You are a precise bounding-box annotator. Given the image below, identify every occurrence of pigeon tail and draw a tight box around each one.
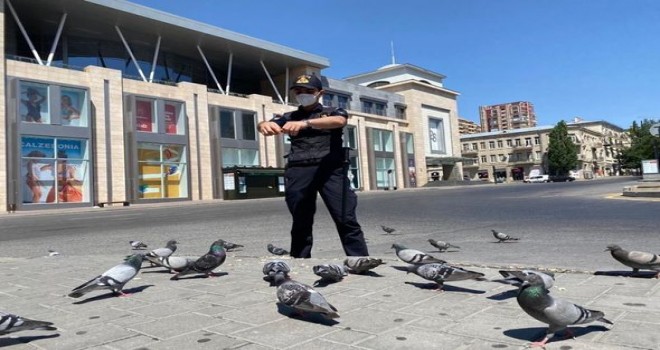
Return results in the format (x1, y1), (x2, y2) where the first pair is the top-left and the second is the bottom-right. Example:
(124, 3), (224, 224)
(68, 277), (101, 298)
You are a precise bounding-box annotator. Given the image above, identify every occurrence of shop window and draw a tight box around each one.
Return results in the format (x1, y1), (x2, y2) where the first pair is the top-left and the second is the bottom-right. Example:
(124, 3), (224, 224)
(428, 118), (446, 154)
(19, 82), (50, 124)
(164, 102), (185, 135)
(20, 136), (90, 204)
(19, 81), (90, 127)
(222, 148), (259, 167)
(135, 98), (157, 132)
(137, 143), (188, 199)
(220, 110), (235, 139)
(372, 129), (393, 152)
(375, 157), (395, 188)
(60, 87), (89, 127)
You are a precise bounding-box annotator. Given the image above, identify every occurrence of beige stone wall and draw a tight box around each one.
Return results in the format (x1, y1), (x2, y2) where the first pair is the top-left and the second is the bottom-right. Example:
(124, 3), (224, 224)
(0, 2), (6, 212)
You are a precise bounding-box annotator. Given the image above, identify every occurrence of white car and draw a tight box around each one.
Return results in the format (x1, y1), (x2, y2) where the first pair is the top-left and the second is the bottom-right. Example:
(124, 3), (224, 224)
(527, 175), (549, 183)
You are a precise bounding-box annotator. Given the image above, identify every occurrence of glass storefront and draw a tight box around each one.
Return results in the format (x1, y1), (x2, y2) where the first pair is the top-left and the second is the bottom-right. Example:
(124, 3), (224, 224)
(137, 143), (188, 199)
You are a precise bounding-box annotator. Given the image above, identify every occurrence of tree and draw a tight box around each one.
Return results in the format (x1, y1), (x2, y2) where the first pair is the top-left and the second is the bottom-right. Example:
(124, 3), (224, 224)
(547, 120), (578, 176)
(617, 118), (658, 172)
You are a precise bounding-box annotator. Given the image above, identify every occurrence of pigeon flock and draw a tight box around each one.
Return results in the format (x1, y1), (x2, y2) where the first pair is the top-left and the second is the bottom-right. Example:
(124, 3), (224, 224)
(2, 229), (658, 348)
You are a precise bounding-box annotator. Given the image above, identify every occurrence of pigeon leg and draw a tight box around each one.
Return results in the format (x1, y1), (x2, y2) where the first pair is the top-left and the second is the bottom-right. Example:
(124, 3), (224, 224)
(170, 274), (180, 281)
(434, 282), (445, 292)
(655, 272), (660, 279)
(116, 290), (132, 297)
(527, 337), (549, 348)
(563, 327), (575, 339)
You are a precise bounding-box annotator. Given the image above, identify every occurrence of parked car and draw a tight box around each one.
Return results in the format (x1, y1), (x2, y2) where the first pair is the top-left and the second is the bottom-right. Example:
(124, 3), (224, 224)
(527, 175), (549, 183)
(549, 175), (576, 182)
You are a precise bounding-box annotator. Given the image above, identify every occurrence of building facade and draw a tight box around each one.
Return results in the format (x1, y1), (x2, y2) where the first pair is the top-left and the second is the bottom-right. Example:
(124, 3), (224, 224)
(1, 0), (461, 212)
(460, 120), (628, 182)
(479, 101), (536, 132)
(458, 118), (480, 135)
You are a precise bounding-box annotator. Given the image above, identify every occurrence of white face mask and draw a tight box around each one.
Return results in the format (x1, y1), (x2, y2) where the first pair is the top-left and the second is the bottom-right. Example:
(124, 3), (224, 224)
(295, 93), (318, 107)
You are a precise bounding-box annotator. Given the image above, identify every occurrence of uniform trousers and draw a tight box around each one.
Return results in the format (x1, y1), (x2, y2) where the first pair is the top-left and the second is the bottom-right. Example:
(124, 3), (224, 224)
(284, 162), (369, 258)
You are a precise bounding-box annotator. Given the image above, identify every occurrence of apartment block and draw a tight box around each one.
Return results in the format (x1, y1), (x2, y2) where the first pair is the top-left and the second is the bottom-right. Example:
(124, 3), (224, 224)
(458, 118), (480, 135)
(460, 120), (628, 182)
(479, 101), (536, 132)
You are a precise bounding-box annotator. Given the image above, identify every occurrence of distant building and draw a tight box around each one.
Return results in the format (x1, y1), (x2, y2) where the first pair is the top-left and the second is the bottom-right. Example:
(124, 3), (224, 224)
(460, 120), (628, 182)
(479, 101), (536, 132)
(458, 118), (480, 135)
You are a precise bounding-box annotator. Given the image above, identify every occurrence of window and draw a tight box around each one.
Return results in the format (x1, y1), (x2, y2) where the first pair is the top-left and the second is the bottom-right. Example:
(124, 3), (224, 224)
(395, 105), (406, 119)
(241, 113), (256, 141)
(525, 138), (532, 146)
(323, 93), (333, 106)
(221, 148), (259, 167)
(481, 155), (487, 163)
(514, 139), (521, 146)
(480, 142), (486, 149)
(21, 136), (90, 204)
(375, 157), (395, 188)
(490, 155), (497, 162)
(497, 140), (503, 148)
(536, 151), (542, 160)
(19, 81), (90, 127)
(372, 129), (393, 152)
(220, 111), (235, 139)
(506, 139), (512, 147)
(137, 143), (188, 199)
(472, 143), (478, 150)
(428, 118), (446, 154)
(463, 144), (470, 151)
(164, 102), (184, 135)
(362, 99), (386, 116)
(489, 141), (496, 149)
(135, 98), (157, 133)
(337, 95), (349, 109)
(534, 137), (540, 145)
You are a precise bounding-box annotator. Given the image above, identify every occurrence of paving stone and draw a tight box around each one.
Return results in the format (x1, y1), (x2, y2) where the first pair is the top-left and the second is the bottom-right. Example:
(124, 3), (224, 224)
(232, 318), (339, 348)
(127, 312), (224, 340)
(320, 328), (373, 345)
(143, 331), (250, 350)
(355, 326), (472, 350)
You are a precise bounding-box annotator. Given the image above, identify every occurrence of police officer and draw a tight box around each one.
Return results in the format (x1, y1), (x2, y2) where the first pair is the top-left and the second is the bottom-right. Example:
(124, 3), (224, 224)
(258, 74), (369, 258)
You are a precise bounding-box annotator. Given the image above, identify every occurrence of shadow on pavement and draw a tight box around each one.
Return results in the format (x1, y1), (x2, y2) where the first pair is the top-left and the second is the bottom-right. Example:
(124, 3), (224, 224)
(170, 272), (229, 280)
(312, 279), (342, 288)
(403, 281), (485, 294)
(487, 289), (518, 300)
(504, 325), (610, 343)
(275, 303), (339, 326)
(0, 333), (60, 347)
(594, 270), (658, 278)
(348, 271), (385, 277)
(72, 285), (154, 304)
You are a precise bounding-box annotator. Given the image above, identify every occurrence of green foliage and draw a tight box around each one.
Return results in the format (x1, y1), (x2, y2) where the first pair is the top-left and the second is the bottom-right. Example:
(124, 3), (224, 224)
(547, 120), (578, 176)
(617, 118), (659, 170)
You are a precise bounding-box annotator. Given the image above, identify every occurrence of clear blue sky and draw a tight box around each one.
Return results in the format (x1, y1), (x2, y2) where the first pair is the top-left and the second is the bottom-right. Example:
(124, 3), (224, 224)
(130, 0), (659, 129)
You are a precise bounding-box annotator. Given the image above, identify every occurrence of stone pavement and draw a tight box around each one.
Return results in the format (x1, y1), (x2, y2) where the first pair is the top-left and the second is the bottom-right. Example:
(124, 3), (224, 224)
(1, 252), (659, 350)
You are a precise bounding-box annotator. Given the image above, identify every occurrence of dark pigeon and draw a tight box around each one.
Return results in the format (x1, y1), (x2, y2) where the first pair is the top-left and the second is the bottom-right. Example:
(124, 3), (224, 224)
(170, 240), (226, 280)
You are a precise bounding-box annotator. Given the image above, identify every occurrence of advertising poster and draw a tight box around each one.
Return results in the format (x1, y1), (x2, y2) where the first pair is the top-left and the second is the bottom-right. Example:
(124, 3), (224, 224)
(21, 136), (55, 204)
(20, 83), (50, 124)
(408, 158), (417, 187)
(56, 138), (85, 159)
(136, 100), (154, 132)
(164, 103), (178, 134)
(61, 88), (85, 127)
(48, 160), (86, 203)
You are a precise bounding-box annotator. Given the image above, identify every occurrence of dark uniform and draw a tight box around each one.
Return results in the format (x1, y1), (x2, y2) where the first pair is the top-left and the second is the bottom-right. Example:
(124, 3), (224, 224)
(272, 96), (369, 258)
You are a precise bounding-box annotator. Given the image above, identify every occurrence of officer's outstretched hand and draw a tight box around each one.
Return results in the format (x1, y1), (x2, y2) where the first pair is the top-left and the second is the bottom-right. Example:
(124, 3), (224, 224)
(282, 121), (307, 137)
(258, 121), (282, 136)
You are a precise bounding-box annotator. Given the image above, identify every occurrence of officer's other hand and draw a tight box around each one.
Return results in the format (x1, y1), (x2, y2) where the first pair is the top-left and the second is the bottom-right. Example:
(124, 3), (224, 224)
(282, 121), (306, 137)
(258, 121), (282, 136)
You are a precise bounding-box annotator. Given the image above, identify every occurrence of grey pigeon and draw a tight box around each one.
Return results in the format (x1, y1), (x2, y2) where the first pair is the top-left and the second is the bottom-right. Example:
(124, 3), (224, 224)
(0, 311), (57, 336)
(499, 269), (555, 289)
(263, 260), (291, 285)
(129, 240), (148, 250)
(170, 240), (226, 280)
(48, 249), (60, 257)
(144, 255), (195, 273)
(605, 244), (660, 277)
(217, 239), (244, 251)
(276, 279), (339, 319)
(492, 229), (520, 242)
(428, 239), (460, 252)
(517, 273), (613, 347)
(391, 244), (446, 264)
(406, 263), (484, 290)
(343, 257), (386, 274)
(145, 239), (178, 261)
(381, 225), (396, 235)
(68, 254), (143, 298)
(267, 243), (289, 256)
(313, 263), (348, 282)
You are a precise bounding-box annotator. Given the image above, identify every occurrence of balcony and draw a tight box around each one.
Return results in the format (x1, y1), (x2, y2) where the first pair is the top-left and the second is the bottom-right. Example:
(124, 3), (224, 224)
(513, 144), (534, 150)
(462, 149), (478, 156)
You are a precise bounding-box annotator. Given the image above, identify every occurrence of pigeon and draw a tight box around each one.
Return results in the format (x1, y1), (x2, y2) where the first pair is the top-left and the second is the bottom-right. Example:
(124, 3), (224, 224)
(605, 244), (660, 277)
(145, 239), (178, 262)
(343, 257), (386, 274)
(129, 240), (148, 250)
(406, 263), (484, 290)
(313, 263), (348, 282)
(381, 225), (397, 235)
(516, 273), (613, 347)
(499, 269), (555, 290)
(391, 244), (446, 264)
(276, 279), (339, 319)
(68, 254), (143, 298)
(48, 249), (60, 257)
(428, 239), (460, 252)
(170, 240), (226, 280)
(491, 229), (520, 242)
(144, 255), (195, 273)
(217, 239), (244, 252)
(267, 243), (289, 256)
(0, 311), (57, 336)
(262, 260), (291, 285)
